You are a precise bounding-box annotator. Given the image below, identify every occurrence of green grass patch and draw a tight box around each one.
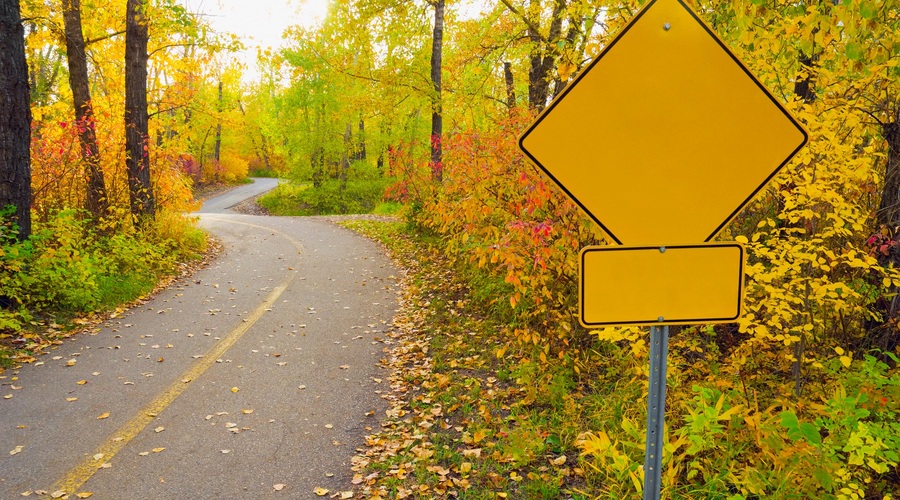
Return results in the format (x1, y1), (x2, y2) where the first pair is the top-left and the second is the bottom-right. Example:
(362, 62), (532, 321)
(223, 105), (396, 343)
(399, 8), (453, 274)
(0, 209), (208, 367)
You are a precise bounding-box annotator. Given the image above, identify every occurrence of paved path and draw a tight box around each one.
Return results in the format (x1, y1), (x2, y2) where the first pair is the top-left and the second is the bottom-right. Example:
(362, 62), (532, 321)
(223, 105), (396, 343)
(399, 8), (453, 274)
(0, 181), (398, 498)
(196, 177), (280, 214)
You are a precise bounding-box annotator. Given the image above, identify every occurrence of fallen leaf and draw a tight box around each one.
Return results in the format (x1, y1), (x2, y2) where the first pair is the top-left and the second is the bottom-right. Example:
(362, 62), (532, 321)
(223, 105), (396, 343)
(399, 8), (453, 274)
(66, 359), (76, 367)
(551, 455), (567, 465)
(298, 385), (307, 390)
(93, 453), (104, 461)
(3, 394), (11, 399)
(51, 491), (66, 499)
(152, 447), (165, 453)
(76, 380), (87, 385)
(339, 365), (350, 370)
(313, 487), (329, 496)
(221, 449), (231, 454)
(138, 451), (150, 456)
(325, 424), (333, 429)
(19, 491), (33, 497)
(9, 445), (24, 456)
(76, 492), (93, 498)
(100, 463), (112, 469)
(241, 409), (253, 414)
(273, 484), (285, 491)
(340, 491), (354, 499)
(231, 387), (239, 393)
(97, 412), (110, 420)
(66, 397), (78, 402)
(154, 426), (165, 433)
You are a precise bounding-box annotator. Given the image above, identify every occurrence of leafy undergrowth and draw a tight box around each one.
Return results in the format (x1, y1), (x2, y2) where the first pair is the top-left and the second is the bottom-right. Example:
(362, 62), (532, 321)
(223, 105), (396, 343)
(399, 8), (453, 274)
(0, 210), (211, 369)
(341, 218), (900, 499)
(340, 219), (589, 499)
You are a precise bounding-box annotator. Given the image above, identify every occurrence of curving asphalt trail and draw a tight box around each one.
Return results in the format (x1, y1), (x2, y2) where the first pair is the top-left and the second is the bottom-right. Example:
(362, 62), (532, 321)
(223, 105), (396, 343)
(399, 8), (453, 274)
(0, 179), (398, 498)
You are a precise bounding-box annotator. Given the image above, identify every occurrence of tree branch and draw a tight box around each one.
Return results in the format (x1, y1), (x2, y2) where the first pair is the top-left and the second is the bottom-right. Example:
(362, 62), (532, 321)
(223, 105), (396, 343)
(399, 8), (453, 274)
(149, 42), (197, 57)
(497, 0), (548, 44)
(85, 29), (125, 46)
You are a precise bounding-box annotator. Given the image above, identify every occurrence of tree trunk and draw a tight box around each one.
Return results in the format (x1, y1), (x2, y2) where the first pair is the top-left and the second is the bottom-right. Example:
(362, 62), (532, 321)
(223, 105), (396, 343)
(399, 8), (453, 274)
(794, 53), (816, 104)
(504, 61), (516, 111)
(124, 0), (154, 218)
(526, 0), (565, 110)
(0, 0), (31, 241)
(340, 122), (351, 191)
(869, 109), (900, 351)
(429, 0), (444, 183)
(214, 80), (222, 179)
(63, 0), (108, 220)
(356, 117), (366, 162)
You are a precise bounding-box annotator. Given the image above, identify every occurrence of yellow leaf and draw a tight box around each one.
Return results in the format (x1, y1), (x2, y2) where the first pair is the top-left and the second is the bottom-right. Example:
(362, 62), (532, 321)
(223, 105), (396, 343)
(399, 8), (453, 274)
(840, 355), (852, 368)
(97, 412), (110, 420)
(834, 346), (845, 355)
(314, 487), (329, 496)
(242, 409), (253, 414)
(76, 380), (87, 385)
(473, 429), (487, 443)
(273, 484), (285, 491)
(152, 447), (165, 453)
(231, 387), (239, 393)
(76, 493), (93, 498)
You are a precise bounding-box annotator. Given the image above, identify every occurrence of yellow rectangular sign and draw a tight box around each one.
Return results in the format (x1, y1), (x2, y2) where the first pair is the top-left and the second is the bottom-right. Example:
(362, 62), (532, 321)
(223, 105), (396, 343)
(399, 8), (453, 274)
(580, 243), (745, 327)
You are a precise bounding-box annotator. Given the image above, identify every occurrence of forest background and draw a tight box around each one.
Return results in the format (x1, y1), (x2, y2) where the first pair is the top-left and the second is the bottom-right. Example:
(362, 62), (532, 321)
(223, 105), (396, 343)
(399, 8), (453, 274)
(1, 0), (900, 497)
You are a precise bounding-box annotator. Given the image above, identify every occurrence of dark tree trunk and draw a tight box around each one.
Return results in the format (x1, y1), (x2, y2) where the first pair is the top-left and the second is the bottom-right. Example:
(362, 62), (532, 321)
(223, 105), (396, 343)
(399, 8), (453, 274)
(63, 0), (108, 220)
(340, 122), (351, 191)
(868, 108), (900, 352)
(527, 0), (565, 111)
(0, 0), (32, 241)
(504, 61), (516, 111)
(794, 53), (817, 104)
(124, 0), (154, 218)
(355, 117), (366, 161)
(429, 0), (444, 182)
(214, 80), (222, 169)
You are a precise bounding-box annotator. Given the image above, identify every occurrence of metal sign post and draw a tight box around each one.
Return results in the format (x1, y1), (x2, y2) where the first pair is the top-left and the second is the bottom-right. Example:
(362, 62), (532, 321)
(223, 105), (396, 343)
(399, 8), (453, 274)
(643, 324), (669, 500)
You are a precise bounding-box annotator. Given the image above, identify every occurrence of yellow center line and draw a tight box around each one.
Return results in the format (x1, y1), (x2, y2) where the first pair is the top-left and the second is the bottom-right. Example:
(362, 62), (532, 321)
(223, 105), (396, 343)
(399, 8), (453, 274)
(51, 216), (301, 495)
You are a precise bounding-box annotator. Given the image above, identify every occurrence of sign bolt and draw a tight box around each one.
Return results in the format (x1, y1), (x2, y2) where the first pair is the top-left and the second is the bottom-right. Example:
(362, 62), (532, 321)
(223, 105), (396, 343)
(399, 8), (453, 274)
(663, 22), (671, 31)
(657, 316), (665, 322)
(659, 246), (666, 253)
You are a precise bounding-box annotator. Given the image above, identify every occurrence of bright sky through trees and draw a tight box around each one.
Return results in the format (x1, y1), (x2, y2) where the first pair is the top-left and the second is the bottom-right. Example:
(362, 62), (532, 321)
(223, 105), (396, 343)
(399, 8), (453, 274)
(180, 0), (329, 81)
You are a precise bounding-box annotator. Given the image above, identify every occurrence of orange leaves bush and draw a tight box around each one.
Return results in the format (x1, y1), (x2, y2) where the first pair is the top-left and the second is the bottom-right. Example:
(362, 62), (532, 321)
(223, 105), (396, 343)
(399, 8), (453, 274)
(402, 114), (603, 360)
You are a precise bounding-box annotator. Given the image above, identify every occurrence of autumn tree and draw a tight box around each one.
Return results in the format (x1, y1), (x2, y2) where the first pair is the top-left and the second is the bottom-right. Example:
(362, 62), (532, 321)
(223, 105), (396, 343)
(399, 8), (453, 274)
(125, 0), (154, 217)
(62, 0), (108, 219)
(429, 0), (444, 182)
(0, 0), (32, 241)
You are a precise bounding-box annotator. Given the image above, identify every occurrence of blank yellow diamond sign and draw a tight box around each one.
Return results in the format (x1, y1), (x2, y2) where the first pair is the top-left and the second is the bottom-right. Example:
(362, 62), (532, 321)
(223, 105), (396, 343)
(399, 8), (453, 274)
(519, 0), (807, 246)
(518, 0), (808, 327)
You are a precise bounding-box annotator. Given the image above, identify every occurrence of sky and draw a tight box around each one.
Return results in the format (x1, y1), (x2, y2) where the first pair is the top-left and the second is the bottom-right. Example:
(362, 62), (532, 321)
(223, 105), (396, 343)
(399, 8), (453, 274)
(179, 0), (329, 82)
